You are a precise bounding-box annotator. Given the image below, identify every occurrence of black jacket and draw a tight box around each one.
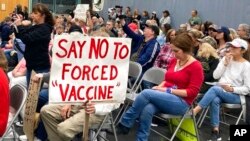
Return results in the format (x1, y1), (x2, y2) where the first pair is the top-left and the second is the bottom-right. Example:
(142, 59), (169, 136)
(15, 23), (53, 70)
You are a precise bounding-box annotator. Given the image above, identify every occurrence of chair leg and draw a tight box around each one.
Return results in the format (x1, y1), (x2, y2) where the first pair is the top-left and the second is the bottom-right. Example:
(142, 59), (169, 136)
(197, 108), (206, 125)
(198, 107), (209, 128)
(115, 102), (131, 126)
(114, 103), (126, 124)
(92, 115), (109, 141)
(170, 115), (186, 141)
(235, 110), (244, 125)
(110, 113), (118, 141)
(192, 113), (200, 141)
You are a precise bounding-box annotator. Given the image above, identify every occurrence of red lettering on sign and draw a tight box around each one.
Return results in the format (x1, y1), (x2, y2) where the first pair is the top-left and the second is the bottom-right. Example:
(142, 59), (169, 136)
(110, 65), (118, 80)
(113, 42), (129, 59)
(56, 39), (68, 58)
(62, 63), (71, 80)
(89, 38), (109, 59)
(59, 83), (69, 101)
(78, 41), (86, 58)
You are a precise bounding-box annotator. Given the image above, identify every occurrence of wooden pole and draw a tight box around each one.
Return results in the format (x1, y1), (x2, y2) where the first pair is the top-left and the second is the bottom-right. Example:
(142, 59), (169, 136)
(82, 99), (91, 141)
(83, 111), (90, 141)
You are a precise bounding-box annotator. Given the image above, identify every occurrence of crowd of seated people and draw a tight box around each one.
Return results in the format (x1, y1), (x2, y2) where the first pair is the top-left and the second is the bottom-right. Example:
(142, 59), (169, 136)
(1, 3), (250, 141)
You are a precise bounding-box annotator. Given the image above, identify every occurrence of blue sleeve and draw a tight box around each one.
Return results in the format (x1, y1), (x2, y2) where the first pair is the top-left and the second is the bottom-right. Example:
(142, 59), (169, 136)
(122, 24), (142, 42)
(138, 42), (160, 67)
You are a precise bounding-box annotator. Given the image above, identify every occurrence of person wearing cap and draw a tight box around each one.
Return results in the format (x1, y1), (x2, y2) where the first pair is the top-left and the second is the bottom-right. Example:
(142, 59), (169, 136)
(188, 10), (202, 27)
(208, 24), (219, 38)
(201, 21), (213, 36)
(159, 10), (171, 27)
(193, 38), (250, 141)
(128, 22), (138, 33)
(120, 18), (160, 74)
(150, 11), (159, 26)
(216, 26), (232, 58)
(198, 36), (218, 49)
(108, 8), (117, 21)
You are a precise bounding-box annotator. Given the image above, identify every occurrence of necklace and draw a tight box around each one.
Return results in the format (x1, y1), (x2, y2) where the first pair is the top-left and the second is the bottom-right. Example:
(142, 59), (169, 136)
(179, 56), (191, 67)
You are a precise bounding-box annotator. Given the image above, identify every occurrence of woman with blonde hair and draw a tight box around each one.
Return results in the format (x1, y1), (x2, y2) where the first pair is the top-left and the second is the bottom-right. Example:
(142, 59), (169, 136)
(188, 29), (204, 56)
(229, 28), (239, 40)
(197, 43), (219, 93)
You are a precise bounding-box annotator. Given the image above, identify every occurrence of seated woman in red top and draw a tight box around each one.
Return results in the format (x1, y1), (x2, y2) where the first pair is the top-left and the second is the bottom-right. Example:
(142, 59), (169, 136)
(0, 49), (9, 137)
(116, 33), (204, 141)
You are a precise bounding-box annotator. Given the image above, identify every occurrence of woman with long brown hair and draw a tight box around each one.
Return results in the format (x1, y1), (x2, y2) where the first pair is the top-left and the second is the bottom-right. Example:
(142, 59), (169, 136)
(13, 3), (54, 85)
(116, 33), (204, 140)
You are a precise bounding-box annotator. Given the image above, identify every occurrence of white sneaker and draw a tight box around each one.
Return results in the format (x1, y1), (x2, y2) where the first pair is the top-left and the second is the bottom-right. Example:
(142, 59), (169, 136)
(16, 121), (23, 127)
(19, 135), (28, 141)
(19, 135), (41, 141)
(151, 123), (158, 127)
(98, 131), (107, 141)
(34, 137), (42, 141)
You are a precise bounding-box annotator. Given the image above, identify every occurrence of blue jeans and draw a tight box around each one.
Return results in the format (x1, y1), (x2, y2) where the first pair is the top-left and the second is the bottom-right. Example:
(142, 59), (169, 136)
(120, 89), (189, 141)
(198, 86), (241, 127)
(35, 89), (49, 141)
(36, 89), (49, 112)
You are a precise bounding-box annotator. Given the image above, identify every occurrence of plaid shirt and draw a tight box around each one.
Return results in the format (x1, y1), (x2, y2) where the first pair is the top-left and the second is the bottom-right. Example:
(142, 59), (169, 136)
(153, 43), (175, 69)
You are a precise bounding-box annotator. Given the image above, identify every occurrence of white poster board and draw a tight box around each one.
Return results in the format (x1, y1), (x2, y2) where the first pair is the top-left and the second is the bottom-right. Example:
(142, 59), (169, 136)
(93, 0), (104, 11)
(74, 4), (89, 21)
(49, 34), (131, 104)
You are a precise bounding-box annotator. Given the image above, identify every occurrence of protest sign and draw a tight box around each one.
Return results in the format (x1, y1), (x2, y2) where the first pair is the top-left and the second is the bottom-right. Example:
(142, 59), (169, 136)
(49, 34), (131, 104)
(23, 71), (42, 141)
(74, 4), (89, 21)
(93, 0), (104, 11)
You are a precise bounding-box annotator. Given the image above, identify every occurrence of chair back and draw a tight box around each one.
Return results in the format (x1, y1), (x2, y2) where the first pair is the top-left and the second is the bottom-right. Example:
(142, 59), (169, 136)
(1, 84), (27, 138)
(135, 67), (166, 92)
(127, 61), (142, 91)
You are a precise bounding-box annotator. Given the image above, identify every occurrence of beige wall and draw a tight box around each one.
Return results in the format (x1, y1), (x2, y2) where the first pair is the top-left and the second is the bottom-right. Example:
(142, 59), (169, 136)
(0, 0), (29, 21)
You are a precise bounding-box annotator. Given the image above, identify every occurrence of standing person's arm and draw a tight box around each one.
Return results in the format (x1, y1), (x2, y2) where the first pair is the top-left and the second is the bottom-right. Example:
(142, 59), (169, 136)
(15, 25), (52, 45)
(121, 19), (142, 41)
(13, 15), (52, 45)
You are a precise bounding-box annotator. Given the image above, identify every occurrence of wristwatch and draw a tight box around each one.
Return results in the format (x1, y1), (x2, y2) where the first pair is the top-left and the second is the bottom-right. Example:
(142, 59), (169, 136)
(166, 88), (172, 94)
